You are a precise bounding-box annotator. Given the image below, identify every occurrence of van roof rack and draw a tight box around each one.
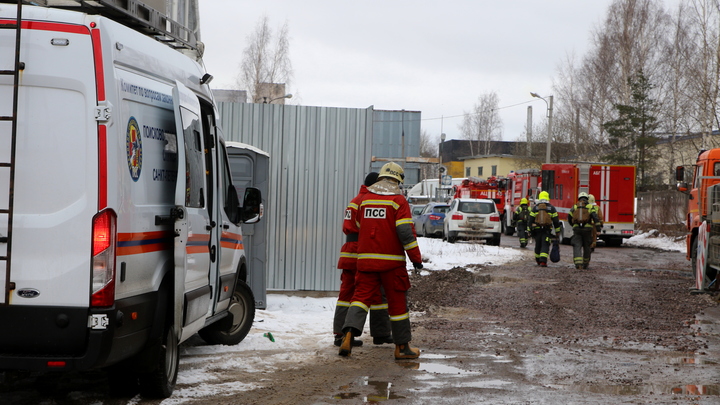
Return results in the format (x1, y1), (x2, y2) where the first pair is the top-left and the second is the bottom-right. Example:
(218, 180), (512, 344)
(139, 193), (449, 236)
(11, 0), (198, 52)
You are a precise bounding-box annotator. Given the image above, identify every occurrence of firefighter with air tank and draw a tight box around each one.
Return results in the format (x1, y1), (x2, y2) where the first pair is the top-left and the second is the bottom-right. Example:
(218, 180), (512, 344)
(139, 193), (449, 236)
(528, 191), (561, 267)
(512, 198), (531, 248)
(568, 192), (602, 269)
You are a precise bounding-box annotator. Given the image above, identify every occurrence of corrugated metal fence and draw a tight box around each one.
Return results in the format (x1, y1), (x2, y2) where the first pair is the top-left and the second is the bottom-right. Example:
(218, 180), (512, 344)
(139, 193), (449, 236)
(218, 102), (374, 290)
(636, 191), (688, 236)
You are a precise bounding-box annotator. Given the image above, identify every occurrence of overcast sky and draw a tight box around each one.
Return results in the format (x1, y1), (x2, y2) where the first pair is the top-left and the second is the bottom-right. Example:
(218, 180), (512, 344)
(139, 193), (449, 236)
(199, 0), (681, 145)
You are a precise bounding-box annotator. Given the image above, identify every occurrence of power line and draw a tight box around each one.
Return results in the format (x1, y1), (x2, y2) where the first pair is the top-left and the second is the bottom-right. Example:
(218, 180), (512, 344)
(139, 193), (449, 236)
(372, 99), (538, 123)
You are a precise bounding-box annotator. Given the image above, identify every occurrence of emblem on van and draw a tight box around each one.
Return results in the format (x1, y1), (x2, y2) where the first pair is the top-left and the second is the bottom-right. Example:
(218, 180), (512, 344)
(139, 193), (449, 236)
(17, 288), (40, 298)
(126, 116), (143, 182)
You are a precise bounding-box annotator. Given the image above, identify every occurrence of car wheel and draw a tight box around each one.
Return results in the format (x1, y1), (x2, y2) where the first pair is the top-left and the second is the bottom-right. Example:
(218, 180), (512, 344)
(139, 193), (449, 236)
(447, 231), (457, 244)
(487, 233), (501, 246)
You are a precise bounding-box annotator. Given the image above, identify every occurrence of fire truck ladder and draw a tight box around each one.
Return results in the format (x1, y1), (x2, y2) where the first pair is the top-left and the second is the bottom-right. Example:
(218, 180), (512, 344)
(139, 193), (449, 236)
(0, 0), (22, 304)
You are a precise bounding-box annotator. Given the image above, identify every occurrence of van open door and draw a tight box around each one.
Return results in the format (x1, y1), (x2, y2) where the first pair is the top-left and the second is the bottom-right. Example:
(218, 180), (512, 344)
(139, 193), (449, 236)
(172, 81), (213, 342)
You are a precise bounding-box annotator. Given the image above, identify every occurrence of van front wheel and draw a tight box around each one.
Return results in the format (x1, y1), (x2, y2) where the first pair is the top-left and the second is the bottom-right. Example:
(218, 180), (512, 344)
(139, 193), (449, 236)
(199, 281), (256, 345)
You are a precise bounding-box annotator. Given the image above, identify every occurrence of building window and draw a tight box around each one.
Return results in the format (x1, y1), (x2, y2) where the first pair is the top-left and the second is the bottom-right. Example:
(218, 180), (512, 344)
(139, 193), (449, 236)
(465, 167), (471, 177)
(491, 165), (497, 176)
(477, 167), (483, 177)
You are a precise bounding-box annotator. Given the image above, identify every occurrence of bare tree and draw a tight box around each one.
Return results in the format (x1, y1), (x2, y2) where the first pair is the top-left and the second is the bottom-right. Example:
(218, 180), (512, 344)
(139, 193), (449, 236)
(459, 92), (503, 156)
(418, 130), (438, 181)
(239, 15), (293, 103)
(684, 0), (720, 148)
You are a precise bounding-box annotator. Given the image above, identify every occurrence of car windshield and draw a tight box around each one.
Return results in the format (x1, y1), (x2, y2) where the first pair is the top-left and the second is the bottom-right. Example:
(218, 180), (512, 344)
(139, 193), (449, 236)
(458, 202), (493, 214)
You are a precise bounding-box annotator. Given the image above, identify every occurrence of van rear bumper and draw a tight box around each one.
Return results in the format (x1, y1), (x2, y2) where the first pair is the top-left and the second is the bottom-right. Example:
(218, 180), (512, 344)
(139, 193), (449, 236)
(0, 291), (158, 371)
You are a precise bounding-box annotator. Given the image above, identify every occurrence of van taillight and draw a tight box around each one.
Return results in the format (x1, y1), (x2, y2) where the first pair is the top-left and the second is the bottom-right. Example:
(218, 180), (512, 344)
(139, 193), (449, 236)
(452, 214), (463, 220)
(489, 214), (500, 222)
(91, 210), (116, 308)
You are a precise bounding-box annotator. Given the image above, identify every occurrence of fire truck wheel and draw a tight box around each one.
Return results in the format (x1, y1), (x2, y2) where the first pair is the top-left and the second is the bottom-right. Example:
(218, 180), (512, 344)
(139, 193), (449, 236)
(138, 321), (179, 398)
(198, 281), (256, 345)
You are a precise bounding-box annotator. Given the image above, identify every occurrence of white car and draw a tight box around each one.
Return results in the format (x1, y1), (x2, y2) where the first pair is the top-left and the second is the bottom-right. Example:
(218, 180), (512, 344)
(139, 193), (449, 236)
(443, 198), (502, 245)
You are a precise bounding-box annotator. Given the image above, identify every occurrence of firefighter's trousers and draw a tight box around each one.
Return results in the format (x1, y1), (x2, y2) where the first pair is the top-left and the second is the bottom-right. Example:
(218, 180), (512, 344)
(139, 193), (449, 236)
(333, 269), (391, 337)
(516, 221), (528, 246)
(533, 228), (553, 264)
(571, 226), (594, 267)
(342, 266), (412, 345)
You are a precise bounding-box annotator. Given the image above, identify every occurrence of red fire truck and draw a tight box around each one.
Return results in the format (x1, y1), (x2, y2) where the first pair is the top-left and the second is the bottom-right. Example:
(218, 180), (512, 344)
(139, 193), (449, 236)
(675, 149), (720, 292)
(502, 169), (542, 235)
(542, 163), (636, 246)
(452, 176), (506, 212)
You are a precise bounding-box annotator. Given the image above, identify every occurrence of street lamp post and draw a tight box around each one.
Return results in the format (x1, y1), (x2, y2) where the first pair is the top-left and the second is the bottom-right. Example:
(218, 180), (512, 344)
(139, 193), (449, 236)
(438, 133), (446, 201)
(263, 93), (293, 104)
(530, 92), (553, 163)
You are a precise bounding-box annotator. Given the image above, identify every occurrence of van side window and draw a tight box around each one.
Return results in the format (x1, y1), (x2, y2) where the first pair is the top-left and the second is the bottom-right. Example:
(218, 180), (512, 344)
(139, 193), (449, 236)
(219, 143), (235, 217)
(180, 107), (205, 208)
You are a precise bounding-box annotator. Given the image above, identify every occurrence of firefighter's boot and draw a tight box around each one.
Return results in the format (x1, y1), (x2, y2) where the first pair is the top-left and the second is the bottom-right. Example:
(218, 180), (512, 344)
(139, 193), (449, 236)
(334, 334), (363, 347)
(373, 335), (394, 345)
(338, 331), (355, 357)
(394, 343), (420, 360)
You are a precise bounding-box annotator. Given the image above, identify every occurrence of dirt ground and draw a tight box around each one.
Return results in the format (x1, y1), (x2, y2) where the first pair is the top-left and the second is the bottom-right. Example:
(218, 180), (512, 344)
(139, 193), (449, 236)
(2, 238), (720, 404)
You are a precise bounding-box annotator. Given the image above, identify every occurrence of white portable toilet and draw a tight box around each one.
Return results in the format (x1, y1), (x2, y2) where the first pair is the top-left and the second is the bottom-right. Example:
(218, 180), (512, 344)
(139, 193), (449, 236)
(226, 142), (270, 309)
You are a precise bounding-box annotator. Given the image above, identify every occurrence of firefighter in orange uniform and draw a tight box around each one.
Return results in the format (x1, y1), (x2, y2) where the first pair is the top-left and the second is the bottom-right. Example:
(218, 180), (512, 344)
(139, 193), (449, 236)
(339, 162), (423, 360)
(333, 172), (393, 347)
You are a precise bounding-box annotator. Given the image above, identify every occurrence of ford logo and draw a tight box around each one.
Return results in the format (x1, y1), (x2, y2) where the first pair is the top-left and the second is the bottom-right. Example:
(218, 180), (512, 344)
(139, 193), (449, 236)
(17, 289), (40, 298)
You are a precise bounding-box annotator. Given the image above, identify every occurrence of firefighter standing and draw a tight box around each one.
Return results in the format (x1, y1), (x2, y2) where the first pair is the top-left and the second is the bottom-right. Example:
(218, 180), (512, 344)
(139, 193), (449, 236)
(512, 198), (531, 248)
(528, 191), (561, 267)
(339, 162), (423, 360)
(568, 192), (602, 269)
(333, 172), (394, 348)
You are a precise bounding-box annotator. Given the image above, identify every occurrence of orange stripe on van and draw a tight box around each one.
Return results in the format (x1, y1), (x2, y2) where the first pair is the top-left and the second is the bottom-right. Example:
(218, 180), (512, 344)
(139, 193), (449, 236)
(220, 231), (244, 250)
(117, 231), (173, 256)
(186, 234), (210, 254)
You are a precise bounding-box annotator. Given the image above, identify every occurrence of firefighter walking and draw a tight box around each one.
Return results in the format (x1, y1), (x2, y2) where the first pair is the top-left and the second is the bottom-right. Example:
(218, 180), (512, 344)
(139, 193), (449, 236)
(512, 198), (531, 248)
(528, 191), (561, 267)
(588, 194), (603, 251)
(333, 172), (393, 348)
(339, 162), (423, 360)
(568, 192), (602, 269)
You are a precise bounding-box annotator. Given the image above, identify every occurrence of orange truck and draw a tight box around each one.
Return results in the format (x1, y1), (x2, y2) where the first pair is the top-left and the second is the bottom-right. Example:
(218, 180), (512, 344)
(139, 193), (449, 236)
(676, 149), (720, 292)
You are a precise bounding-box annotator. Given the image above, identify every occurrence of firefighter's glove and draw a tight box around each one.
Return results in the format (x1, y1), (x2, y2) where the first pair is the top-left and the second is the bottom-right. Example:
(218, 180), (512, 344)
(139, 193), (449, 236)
(596, 224), (603, 232)
(412, 262), (423, 270)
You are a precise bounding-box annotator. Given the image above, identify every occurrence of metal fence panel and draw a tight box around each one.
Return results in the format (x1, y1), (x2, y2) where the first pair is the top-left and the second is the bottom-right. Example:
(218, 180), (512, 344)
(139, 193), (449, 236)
(218, 102), (373, 290)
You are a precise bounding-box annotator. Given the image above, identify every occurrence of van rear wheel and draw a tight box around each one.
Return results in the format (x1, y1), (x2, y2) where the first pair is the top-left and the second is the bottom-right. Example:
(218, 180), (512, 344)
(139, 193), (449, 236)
(199, 281), (255, 345)
(138, 322), (179, 398)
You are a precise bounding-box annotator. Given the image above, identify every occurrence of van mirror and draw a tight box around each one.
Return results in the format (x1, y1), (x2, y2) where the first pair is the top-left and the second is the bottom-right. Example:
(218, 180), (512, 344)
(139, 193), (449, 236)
(241, 187), (263, 224)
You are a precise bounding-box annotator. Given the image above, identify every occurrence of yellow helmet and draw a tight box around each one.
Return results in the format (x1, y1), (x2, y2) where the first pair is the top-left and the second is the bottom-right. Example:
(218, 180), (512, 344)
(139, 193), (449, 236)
(578, 192), (589, 200)
(520, 198), (528, 205)
(588, 194), (596, 204)
(538, 191), (550, 202)
(378, 162), (405, 183)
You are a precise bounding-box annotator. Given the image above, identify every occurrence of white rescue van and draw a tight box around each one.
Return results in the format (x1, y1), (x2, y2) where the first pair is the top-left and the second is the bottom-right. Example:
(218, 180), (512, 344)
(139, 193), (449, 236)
(0, 2), (260, 398)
